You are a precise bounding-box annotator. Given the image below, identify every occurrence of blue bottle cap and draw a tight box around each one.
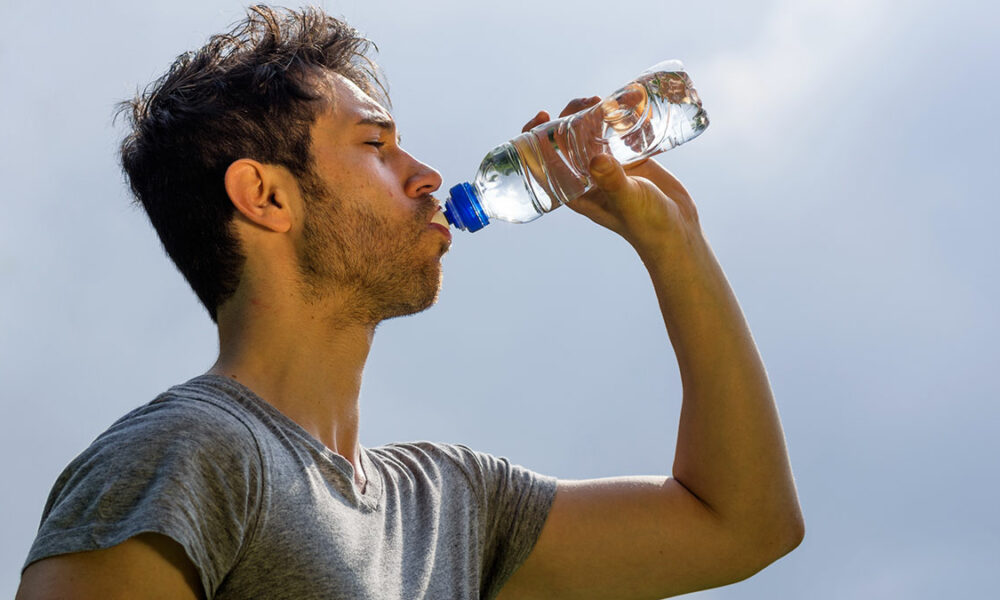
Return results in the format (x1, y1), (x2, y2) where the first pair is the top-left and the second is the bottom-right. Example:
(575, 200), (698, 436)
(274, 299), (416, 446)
(443, 182), (489, 232)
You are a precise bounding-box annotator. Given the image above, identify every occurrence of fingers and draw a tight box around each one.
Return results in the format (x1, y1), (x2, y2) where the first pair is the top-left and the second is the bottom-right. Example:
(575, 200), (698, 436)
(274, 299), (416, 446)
(522, 110), (550, 133)
(522, 96), (601, 133)
(588, 153), (632, 197)
(559, 95), (601, 118)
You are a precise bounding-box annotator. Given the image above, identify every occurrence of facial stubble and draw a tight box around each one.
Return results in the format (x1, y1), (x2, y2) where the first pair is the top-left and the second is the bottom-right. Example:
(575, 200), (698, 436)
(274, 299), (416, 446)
(295, 174), (444, 325)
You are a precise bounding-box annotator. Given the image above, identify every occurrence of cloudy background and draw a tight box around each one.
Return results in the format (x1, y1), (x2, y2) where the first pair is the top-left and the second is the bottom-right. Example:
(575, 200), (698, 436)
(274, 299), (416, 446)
(2, 0), (997, 597)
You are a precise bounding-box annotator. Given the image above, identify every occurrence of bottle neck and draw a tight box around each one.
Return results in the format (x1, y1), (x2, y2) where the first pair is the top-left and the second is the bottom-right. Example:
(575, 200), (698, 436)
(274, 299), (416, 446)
(443, 182), (490, 232)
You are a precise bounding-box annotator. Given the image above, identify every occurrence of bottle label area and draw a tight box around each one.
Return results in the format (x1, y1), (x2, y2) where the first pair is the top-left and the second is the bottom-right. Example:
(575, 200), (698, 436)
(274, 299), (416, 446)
(457, 62), (709, 230)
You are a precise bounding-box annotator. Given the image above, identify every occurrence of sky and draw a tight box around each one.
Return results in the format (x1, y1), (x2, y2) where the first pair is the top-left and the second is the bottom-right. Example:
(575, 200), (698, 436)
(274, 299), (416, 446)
(2, 0), (998, 597)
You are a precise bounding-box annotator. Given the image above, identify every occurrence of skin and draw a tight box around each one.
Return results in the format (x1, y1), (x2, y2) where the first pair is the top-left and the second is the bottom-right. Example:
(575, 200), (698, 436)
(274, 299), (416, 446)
(18, 77), (803, 600)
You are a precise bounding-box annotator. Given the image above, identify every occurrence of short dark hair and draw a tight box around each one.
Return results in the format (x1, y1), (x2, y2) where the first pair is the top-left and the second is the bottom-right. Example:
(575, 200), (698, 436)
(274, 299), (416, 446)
(118, 5), (387, 321)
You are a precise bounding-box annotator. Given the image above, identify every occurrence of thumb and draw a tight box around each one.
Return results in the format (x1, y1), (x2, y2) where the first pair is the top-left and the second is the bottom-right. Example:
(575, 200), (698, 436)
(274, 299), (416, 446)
(589, 153), (631, 197)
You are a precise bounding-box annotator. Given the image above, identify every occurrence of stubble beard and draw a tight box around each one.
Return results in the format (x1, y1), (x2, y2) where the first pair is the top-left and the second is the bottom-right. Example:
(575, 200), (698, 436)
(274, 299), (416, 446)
(295, 174), (443, 326)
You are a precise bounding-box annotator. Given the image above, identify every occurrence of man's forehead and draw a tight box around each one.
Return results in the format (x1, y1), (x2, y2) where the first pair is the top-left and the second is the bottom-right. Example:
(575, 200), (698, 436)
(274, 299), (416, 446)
(323, 71), (393, 125)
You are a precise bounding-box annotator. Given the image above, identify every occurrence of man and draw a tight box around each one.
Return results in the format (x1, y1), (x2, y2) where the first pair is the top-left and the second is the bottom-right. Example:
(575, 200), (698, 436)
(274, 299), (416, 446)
(17, 6), (803, 599)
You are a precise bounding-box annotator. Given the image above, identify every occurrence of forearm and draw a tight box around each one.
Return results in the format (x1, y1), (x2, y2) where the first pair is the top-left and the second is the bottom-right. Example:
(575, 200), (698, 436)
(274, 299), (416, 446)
(633, 230), (803, 544)
(565, 148), (802, 546)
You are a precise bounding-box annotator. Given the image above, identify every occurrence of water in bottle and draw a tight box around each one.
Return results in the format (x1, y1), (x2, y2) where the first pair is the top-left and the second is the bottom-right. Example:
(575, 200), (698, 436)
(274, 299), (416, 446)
(443, 60), (708, 232)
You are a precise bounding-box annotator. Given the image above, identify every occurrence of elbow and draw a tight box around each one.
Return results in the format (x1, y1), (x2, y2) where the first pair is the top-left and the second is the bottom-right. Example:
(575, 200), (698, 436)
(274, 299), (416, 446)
(775, 512), (806, 557)
(726, 510), (805, 583)
(747, 511), (806, 575)
(755, 488), (806, 560)
(762, 503), (806, 559)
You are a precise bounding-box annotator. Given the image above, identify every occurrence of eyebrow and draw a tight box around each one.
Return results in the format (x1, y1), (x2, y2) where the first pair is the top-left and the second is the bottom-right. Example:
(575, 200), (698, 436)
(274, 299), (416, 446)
(357, 114), (401, 143)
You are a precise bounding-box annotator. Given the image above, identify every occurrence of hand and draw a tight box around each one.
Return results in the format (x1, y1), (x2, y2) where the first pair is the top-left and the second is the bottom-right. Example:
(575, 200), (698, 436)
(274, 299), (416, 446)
(521, 98), (701, 254)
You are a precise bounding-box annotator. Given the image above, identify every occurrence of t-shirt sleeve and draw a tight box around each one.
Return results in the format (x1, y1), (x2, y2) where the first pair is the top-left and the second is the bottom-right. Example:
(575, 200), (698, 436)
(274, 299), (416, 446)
(445, 444), (558, 599)
(24, 396), (264, 598)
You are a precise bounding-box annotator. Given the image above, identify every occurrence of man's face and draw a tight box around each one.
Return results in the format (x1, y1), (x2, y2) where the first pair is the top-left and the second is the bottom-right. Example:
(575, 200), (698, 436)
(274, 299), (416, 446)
(294, 72), (449, 324)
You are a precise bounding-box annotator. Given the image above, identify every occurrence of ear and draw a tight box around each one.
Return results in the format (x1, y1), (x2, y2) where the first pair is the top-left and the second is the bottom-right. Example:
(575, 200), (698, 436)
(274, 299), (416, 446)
(224, 159), (293, 233)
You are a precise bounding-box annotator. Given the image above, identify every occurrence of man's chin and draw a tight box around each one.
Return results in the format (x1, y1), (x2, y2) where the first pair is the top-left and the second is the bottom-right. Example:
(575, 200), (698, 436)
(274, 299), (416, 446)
(378, 295), (437, 323)
(377, 273), (443, 323)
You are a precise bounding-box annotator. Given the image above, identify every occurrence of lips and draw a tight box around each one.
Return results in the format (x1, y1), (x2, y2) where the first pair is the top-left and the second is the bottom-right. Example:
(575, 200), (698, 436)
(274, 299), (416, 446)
(429, 208), (452, 243)
(430, 209), (450, 228)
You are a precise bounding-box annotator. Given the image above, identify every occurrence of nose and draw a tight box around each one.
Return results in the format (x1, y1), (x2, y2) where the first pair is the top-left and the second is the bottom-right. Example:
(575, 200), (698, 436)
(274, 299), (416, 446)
(404, 152), (443, 199)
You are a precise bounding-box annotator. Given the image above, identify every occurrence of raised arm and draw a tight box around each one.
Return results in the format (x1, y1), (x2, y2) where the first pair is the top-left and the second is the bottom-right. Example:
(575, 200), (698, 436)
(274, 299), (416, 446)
(497, 101), (804, 600)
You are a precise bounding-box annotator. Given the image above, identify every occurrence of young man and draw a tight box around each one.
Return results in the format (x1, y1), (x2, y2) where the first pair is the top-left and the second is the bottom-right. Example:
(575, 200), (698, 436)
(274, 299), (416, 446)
(18, 6), (803, 599)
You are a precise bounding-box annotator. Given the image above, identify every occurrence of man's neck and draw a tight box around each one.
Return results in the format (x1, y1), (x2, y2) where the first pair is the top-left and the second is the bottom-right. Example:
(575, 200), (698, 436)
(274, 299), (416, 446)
(208, 292), (375, 489)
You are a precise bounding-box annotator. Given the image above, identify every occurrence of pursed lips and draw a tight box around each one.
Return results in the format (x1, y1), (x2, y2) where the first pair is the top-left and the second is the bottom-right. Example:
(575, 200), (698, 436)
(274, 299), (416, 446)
(428, 204), (452, 243)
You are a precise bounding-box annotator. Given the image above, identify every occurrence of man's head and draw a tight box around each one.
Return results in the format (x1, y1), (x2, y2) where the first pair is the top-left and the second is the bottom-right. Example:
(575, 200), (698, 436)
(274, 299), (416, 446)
(120, 6), (439, 323)
(285, 71), (447, 325)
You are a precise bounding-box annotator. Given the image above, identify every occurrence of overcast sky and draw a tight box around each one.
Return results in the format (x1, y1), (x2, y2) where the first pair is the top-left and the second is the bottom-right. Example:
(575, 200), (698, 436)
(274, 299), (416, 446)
(2, 1), (998, 598)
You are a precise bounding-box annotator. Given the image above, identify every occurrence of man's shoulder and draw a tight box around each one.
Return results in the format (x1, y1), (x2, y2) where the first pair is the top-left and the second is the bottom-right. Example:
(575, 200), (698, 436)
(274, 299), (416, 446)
(55, 375), (266, 484)
(368, 441), (516, 487)
(28, 376), (269, 593)
(370, 440), (480, 467)
(42, 376), (267, 518)
(102, 375), (261, 445)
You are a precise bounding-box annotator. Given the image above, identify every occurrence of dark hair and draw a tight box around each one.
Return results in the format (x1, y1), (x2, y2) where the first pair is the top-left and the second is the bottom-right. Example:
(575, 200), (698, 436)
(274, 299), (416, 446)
(118, 5), (387, 321)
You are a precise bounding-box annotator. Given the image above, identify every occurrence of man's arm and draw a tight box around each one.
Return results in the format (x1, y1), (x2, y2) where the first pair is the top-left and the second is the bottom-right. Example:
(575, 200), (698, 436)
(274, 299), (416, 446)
(498, 101), (804, 600)
(17, 534), (205, 600)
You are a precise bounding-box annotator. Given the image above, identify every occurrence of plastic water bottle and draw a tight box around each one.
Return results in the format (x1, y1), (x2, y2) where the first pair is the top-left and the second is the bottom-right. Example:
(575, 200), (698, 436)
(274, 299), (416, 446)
(443, 60), (708, 232)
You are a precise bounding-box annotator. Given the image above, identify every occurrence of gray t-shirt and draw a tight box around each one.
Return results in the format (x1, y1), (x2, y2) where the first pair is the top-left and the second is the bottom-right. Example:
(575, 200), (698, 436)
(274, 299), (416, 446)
(25, 375), (557, 599)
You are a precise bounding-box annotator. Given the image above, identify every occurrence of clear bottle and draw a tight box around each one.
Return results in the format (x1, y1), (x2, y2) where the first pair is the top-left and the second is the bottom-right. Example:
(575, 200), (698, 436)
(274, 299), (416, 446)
(443, 60), (709, 232)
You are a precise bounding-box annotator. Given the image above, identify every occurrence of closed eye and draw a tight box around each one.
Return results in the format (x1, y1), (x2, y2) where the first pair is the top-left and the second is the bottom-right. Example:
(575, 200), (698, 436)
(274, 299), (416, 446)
(365, 141), (385, 149)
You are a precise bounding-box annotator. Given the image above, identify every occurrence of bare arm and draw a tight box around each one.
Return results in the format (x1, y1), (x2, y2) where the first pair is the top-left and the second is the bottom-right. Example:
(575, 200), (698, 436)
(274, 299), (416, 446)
(498, 101), (804, 599)
(17, 533), (204, 600)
